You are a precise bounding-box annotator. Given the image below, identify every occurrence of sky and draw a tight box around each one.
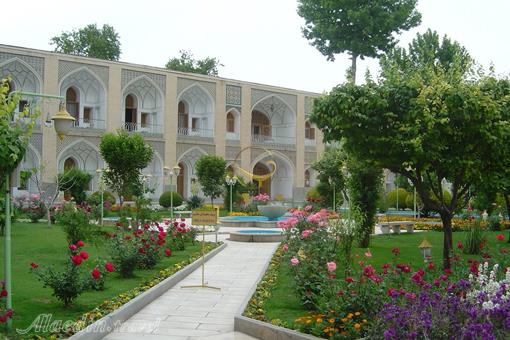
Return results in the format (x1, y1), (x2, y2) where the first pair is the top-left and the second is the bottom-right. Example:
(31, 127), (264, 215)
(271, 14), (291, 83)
(3, 0), (510, 93)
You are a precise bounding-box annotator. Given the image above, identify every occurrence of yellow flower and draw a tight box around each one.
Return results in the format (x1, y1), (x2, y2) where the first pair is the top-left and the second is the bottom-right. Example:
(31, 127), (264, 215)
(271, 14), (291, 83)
(329, 318), (335, 324)
(347, 313), (354, 319)
(363, 319), (368, 324)
(341, 318), (348, 323)
(316, 318), (323, 324)
(298, 248), (307, 259)
(354, 323), (361, 330)
(354, 311), (361, 316)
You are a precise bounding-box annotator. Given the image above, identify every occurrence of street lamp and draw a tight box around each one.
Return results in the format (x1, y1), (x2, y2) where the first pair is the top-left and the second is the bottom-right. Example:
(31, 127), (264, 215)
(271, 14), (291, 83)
(418, 238), (433, 262)
(225, 175), (238, 213)
(96, 169), (107, 226)
(164, 165), (181, 219)
(4, 93), (74, 330)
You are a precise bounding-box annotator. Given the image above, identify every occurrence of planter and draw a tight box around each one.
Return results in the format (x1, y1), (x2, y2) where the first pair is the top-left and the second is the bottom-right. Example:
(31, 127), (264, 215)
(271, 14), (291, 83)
(257, 204), (287, 221)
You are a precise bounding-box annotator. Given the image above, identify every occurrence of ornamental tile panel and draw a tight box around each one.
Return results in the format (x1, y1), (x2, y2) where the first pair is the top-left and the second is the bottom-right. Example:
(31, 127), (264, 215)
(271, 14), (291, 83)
(0, 52), (44, 79)
(226, 85), (241, 106)
(58, 61), (109, 87)
(177, 78), (216, 99)
(122, 69), (166, 93)
(251, 89), (297, 114)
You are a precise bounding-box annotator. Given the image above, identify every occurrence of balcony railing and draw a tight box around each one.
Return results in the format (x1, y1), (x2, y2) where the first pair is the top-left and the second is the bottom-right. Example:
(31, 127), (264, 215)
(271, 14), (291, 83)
(177, 127), (213, 138)
(73, 118), (105, 130)
(305, 138), (316, 146)
(252, 134), (296, 149)
(226, 132), (240, 140)
(123, 122), (163, 135)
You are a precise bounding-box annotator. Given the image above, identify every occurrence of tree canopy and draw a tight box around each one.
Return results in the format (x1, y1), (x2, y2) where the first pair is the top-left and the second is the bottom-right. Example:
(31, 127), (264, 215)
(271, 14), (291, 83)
(297, 0), (421, 81)
(165, 50), (221, 76)
(310, 31), (510, 268)
(195, 155), (226, 206)
(99, 130), (153, 203)
(50, 24), (121, 61)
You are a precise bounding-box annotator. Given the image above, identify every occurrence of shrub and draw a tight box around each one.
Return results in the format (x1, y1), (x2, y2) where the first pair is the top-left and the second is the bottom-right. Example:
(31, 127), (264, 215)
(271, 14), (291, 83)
(58, 168), (93, 204)
(463, 219), (485, 255)
(107, 234), (140, 278)
(386, 188), (409, 210)
(186, 195), (204, 209)
(159, 191), (183, 208)
(87, 191), (116, 207)
(15, 194), (47, 223)
(55, 203), (94, 244)
(488, 214), (502, 231)
(133, 224), (167, 269)
(134, 197), (152, 227)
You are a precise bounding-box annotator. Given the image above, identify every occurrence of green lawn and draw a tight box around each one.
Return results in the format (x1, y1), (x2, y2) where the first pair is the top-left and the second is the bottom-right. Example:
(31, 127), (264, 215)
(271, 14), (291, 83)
(264, 230), (509, 325)
(0, 222), (204, 333)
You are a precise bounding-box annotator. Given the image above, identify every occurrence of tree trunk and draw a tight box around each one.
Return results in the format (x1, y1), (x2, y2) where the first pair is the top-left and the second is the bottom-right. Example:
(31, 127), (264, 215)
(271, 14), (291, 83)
(440, 211), (454, 269)
(350, 54), (358, 84)
(47, 208), (52, 227)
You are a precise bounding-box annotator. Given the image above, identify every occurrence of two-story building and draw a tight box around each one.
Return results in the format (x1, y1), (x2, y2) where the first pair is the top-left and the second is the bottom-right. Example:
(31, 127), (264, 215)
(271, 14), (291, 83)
(0, 44), (324, 202)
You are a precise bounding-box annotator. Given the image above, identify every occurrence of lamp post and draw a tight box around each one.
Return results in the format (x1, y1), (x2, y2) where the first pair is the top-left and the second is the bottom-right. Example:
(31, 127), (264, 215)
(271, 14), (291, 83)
(164, 165), (181, 219)
(4, 93), (74, 330)
(96, 169), (106, 226)
(225, 175), (238, 213)
(418, 238), (433, 262)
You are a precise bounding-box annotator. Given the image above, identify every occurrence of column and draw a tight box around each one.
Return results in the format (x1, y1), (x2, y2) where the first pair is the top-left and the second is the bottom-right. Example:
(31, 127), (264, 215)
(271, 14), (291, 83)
(164, 74), (178, 191)
(239, 85), (252, 178)
(106, 65), (122, 132)
(214, 81), (226, 157)
(41, 55), (59, 184)
(294, 94), (306, 202)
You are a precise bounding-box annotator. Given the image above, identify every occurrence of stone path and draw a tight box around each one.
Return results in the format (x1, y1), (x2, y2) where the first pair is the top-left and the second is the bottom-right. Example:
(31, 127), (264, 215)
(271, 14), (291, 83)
(104, 235), (278, 340)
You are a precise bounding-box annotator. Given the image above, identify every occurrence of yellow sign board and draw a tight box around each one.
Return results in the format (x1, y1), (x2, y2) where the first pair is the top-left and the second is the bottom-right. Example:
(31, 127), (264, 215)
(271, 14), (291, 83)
(192, 210), (217, 226)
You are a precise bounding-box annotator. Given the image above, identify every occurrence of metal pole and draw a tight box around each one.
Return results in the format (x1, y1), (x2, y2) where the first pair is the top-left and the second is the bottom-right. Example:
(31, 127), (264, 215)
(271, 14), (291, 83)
(396, 175), (399, 212)
(100, 187), (104, 226)
(414, 187), (417, 219)
(333, 184), (336, 212)
(229, 184), (233, 213)
(4, 174), (12, 330)
(170, 175), (174, 220)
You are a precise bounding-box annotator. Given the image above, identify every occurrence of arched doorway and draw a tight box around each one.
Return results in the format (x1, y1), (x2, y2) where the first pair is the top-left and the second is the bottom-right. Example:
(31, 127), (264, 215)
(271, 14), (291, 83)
(253, 162), (271, 195)
(177, 162), (185, 198)
(64, 157), (76, 171)
(124, 94), (137, 130)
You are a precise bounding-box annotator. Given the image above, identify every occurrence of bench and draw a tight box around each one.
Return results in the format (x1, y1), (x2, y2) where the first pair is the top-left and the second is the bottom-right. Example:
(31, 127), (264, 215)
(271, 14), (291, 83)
(379, 221), (415, 234)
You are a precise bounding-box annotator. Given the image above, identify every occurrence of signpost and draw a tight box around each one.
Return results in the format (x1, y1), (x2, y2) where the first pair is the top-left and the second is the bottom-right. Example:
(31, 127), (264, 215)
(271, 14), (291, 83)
(181, 210), (220, 290)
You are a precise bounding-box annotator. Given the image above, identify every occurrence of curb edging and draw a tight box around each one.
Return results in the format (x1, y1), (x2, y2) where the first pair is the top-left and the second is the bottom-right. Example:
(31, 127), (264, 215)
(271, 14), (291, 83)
(70, 243), (227, 340)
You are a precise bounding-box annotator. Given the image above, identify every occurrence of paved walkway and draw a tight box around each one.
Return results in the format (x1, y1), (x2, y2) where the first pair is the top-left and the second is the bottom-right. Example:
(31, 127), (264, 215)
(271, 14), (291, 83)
(104, 235), (278, 340)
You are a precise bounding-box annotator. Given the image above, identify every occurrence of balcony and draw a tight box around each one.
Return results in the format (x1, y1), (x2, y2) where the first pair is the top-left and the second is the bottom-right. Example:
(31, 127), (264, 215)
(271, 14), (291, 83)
(251, 134), (296, 149)
(73, 118), (105, 130)
(177, 127), (214, 139)
(123, 122), (163, 136)
(226, 132), (240, 140)
(305, 138), (316, 147)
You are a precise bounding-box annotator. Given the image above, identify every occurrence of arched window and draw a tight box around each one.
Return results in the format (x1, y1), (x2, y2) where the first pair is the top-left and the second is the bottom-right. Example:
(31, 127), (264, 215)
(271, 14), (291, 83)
(64, 157), (76, 171)
(251, 110), (271, 136)
(226, 112), (235, 133)
(305, 122), (315, 140)
(66, 87), (79, 120)
(125, 94), (137, 130)
(304, 169), (311, 187)
(178, 100), (188, 130)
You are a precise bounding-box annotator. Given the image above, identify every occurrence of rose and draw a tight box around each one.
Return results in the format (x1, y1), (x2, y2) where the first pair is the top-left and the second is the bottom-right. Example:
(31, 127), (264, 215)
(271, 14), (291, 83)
(91, 268), (101, 280)
(327, 261), (337, 272)
(364, 250), (372, 258)
(457, 241), (463, 249)
(345, 276), (354, 283)
(301, 229), (313, 238)
(392, 247), (400, 255)
(71, 255), (83, 265)
(76, 240), (85, 247)
(282, 244), (289, 252)
(79, 251), (89, 260)
(0, 290), (7, 297)
(30, 262), (38, 269)
(290, 257), (299, 266)
(69, 244), (77, 251)
(165, 248), (172, 257)
(105, 262), (115, 272)
(497, 234), (505, 241)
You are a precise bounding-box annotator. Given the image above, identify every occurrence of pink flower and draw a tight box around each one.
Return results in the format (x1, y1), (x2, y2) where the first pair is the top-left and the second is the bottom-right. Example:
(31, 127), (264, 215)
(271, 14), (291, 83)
(290, 257), (299, 266)
(326, 261), (337, 272)
(301, 229), (313, 238)
(287, 217), (299, 227)
(364, 249), (372, 258)
(307, 213), (321, 223)
(282, 244), (289, 252)
(277, 221), (289, 229)
(363, 265), (376, 277)
(69, 244), (77, 251)
(304, 205), (312, 211)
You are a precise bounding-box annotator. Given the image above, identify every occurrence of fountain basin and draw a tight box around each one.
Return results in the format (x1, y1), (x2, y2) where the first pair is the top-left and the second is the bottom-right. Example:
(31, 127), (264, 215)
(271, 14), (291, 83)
(229, 229), (284, 242)
(257, 205), (288, 220)
(220, 216), (287, 228)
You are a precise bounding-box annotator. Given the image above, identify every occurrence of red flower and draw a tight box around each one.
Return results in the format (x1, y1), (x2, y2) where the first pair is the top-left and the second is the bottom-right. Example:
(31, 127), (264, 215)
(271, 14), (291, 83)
(387, 288), (397, 297)
(457, 241), (463, 249)
(92, 268), (101, 280)
(444, 268), (453, 275)
(428, 262), (435, 270)
(105, 262), (115, 272)
(165, 248), (172, 257)
(345, 276), (354, 283)
(363, 265), (376, 277)
(0, 315), (6, 323)
(30, 262), (39, 269)
(497, 234), (505, 241)
(0, 290), (7, 297)
(157, 239), (165, 246)
(392, 247), (400, 255)
(71, 255), (83, 265)
(501, 247), (508, 254)
(76, 240), (85, 247)
(69, 244), (77, 251)
(5, 310), (12, 318)
(79, 251), (89, 260)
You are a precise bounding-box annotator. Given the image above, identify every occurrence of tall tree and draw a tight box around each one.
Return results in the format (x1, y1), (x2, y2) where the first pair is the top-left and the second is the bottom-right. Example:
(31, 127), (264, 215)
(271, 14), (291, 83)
(195, 155), (226, 206)
(311, 147), (347, 207)
(50, 24), (121, 61)
(99, 130), (153, 204)
(297, 0), (421, 82)
(165, 50), (221, 76)
(310, 31), (510, 268)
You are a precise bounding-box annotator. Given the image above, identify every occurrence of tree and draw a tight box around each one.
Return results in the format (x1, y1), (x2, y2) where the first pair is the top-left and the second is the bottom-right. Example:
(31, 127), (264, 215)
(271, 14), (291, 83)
(165, 50), (221, 76)
(297, 0), (421, 82)
(195, 155), (226, 206)
(347, 158), (383, 248)
(50, 24), (121, 61)
(99, 130), (153, 205)
(58, 168), (92, 205)
(311, 147), (347, 207)
(310, 31), (510, 268)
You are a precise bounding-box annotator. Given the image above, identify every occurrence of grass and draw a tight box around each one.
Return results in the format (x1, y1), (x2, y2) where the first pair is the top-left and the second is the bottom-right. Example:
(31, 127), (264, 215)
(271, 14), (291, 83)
(263, 230), (509, 326)
(0, 221), (205, 333)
